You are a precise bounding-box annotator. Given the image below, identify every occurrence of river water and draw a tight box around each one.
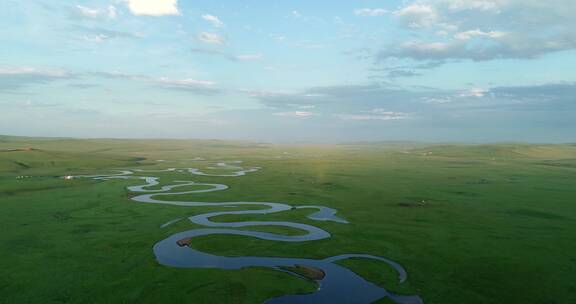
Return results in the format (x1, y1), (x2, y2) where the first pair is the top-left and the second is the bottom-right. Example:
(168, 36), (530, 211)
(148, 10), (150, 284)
(73, 160), (423, 304)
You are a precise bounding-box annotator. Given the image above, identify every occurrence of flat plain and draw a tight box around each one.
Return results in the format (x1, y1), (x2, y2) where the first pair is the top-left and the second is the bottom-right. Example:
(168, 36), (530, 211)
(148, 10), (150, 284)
(1, 135), (575, 304)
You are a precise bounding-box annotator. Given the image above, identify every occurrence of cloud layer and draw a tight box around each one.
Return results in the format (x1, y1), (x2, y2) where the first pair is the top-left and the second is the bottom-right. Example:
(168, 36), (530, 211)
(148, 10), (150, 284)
(0, 66), (75, 92)
(123, 0), (179, 16)
(380, 0), (576, 61)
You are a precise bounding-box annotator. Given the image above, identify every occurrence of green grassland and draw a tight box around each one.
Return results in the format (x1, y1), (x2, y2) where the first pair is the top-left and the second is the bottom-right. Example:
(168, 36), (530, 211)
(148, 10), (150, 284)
(1, 135), (576, 303)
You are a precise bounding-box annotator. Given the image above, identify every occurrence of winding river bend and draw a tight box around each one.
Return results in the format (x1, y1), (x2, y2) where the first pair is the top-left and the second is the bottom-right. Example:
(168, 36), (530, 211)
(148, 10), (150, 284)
(74, 160), (423, 304)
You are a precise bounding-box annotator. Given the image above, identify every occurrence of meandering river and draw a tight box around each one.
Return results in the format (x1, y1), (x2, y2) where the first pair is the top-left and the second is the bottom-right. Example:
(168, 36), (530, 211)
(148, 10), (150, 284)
(74, 160), (423, 304)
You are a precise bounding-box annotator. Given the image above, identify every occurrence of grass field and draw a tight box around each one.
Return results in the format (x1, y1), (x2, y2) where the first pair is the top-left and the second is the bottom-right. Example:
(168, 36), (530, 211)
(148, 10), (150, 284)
(1, 135), (575, 304)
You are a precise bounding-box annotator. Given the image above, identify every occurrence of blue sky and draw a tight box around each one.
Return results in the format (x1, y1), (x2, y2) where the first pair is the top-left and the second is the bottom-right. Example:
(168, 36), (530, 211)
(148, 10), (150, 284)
(1, 0), (575, 142)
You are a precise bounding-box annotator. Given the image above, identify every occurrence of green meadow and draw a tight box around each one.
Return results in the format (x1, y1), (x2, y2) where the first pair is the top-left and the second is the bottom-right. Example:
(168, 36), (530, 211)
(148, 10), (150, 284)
(1, 135), (575, 304)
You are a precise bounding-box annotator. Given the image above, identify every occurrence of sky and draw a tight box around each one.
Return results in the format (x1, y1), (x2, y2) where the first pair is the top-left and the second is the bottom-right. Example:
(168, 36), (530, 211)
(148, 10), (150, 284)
(1, 0), (575, 143)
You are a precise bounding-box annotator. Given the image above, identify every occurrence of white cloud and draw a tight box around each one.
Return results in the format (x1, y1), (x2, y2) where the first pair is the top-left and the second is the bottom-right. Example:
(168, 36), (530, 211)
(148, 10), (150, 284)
(402, 41), (451, 52)
(92, 71), (220, 95)
(0, 66), (70, 77)
(454, 29), (507, 40)
(241, 89), (289, 98)
(354, 8), (388, 16)
(270, 34), (286, 42)
(0, 66), (74, 92)
(293, 41), (327, 49)
(273, 111), (315, 118)
(74, 27), (141, 43)
(13, 100), (61, 108)
(297, 105), (316, 109)
(155, 77), (216, 88)
(76, 5), (118, 19)
(394, 4), (438, 28)
(80, 34), (109, 43)
(423, 97), (453, 104)
(202, 14), (224, 27)
(191, 49), (264, 63)
(148, 77), (220, 94)
(336, 113), (407, 121)
(382, 0), (576, 61)
(76, 5), (101, 18)
(123, 0), (179, 16)
(231, 54), (263, 61)
(370, 108), (404, 115)
(336, 109), (409, 121)
(445, 0), (502, 12)
(460, 88), (489, 97)
(198, 32), (225, 45)
(107, 6), (118, 18)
